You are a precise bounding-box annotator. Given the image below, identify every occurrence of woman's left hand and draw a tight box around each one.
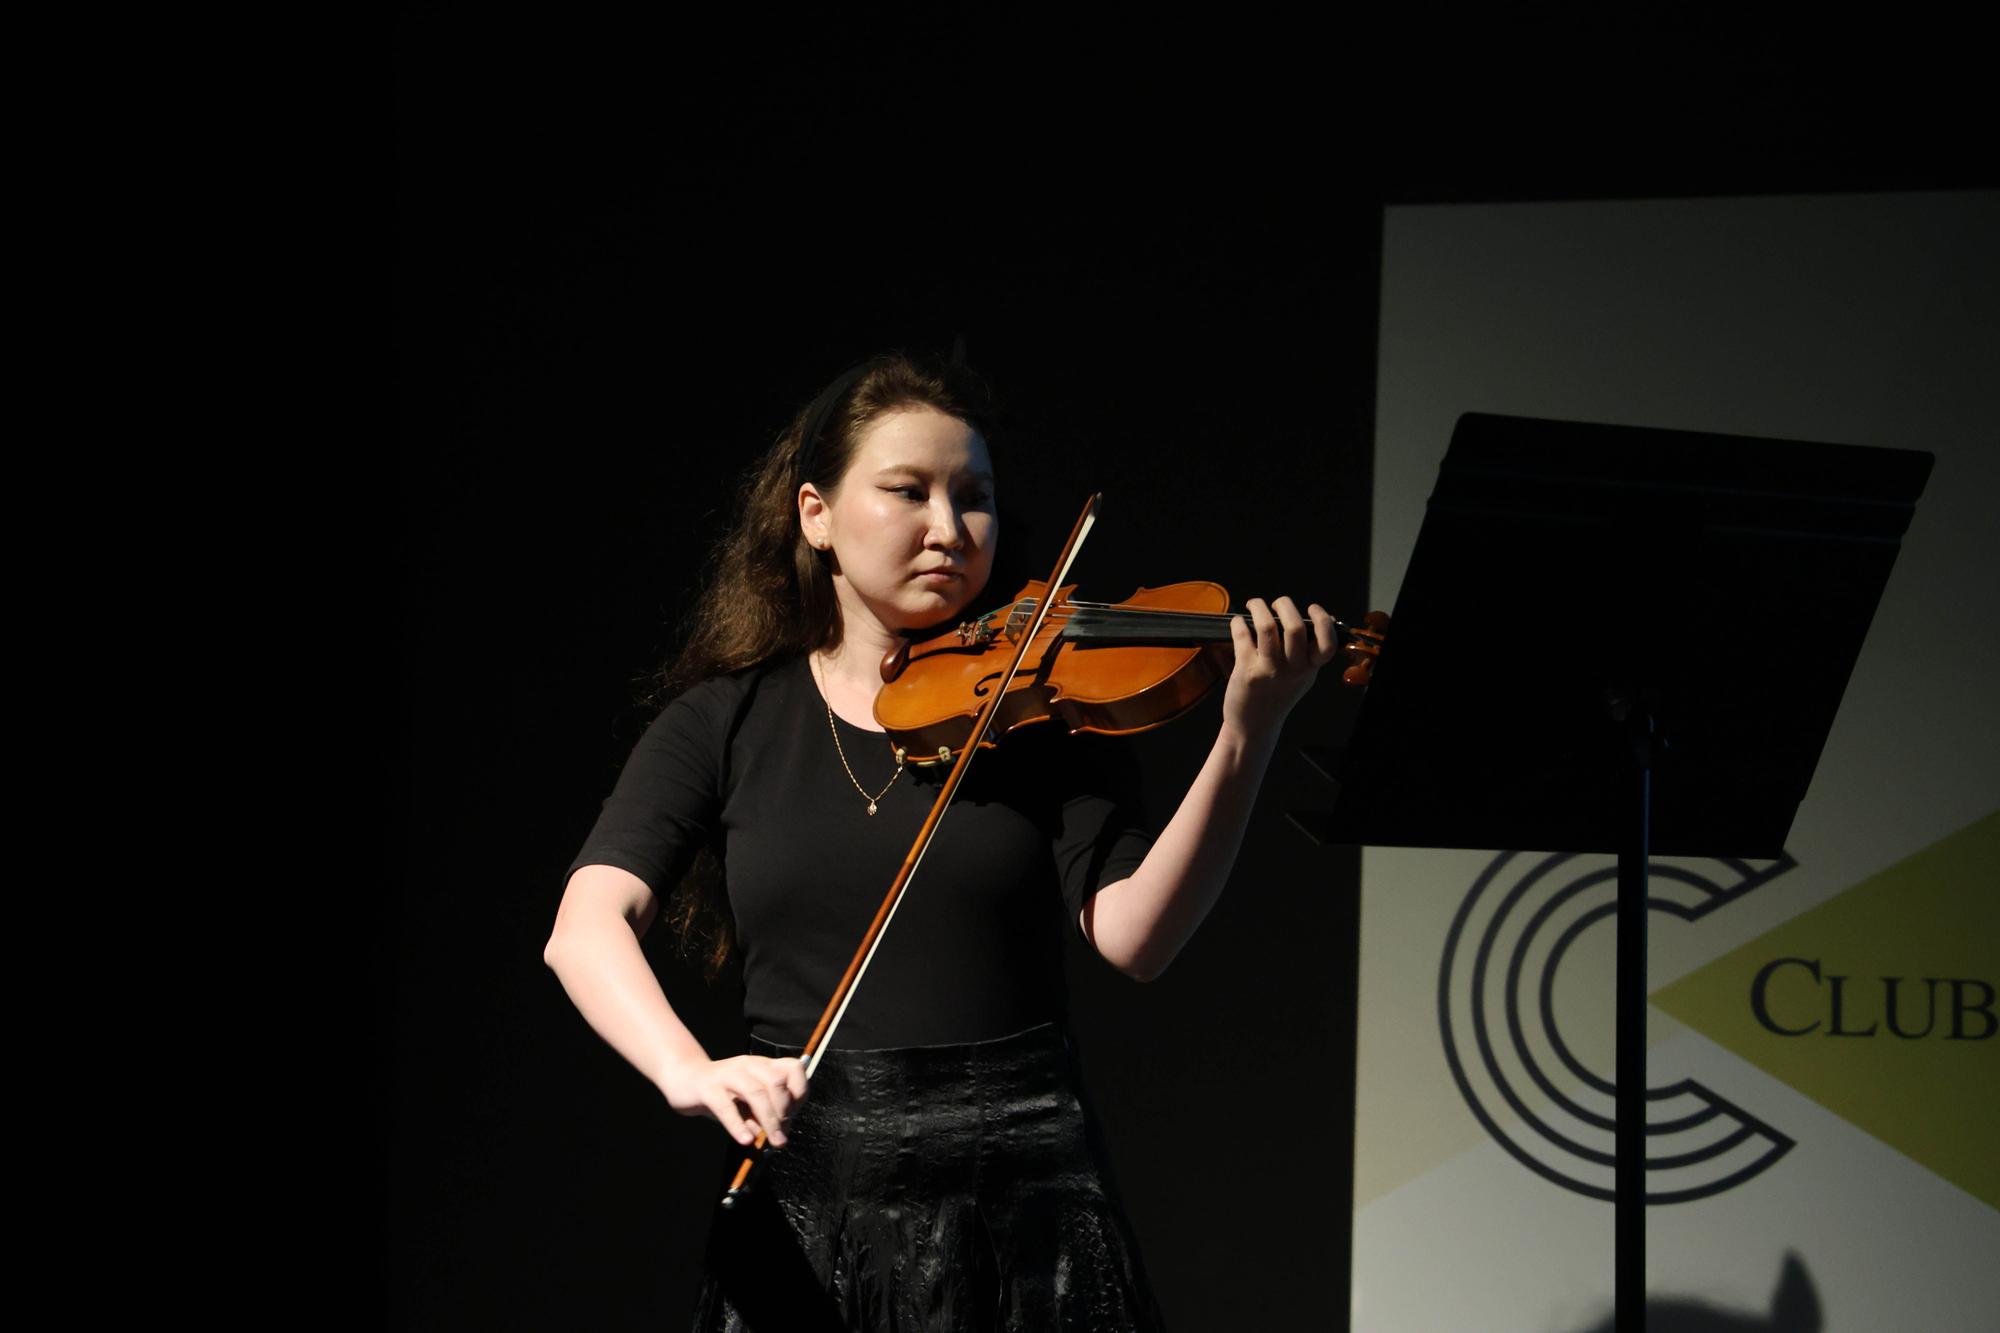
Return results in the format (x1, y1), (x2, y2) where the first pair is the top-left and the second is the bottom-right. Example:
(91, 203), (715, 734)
(1221, 596), (1342, 741)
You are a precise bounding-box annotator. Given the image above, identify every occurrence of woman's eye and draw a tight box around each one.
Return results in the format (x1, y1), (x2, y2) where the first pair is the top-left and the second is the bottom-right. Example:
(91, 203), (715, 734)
(885, 485), (923, 500)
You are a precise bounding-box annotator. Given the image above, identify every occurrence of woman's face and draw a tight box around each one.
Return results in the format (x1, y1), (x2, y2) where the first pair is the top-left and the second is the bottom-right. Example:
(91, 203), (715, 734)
(800, 405), (998, 637)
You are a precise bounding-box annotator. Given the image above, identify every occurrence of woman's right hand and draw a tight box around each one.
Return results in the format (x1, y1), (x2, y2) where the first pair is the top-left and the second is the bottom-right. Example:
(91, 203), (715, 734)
(658, 1055), (809, 1148)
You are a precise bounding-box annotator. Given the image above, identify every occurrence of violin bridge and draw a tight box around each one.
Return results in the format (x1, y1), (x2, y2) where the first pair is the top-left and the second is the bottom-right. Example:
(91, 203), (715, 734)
(1004, 600), (1034, 639)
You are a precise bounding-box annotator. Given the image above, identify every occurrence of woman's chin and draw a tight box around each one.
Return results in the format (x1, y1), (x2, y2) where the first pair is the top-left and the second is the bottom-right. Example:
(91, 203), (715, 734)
(898, 589), (977, 632)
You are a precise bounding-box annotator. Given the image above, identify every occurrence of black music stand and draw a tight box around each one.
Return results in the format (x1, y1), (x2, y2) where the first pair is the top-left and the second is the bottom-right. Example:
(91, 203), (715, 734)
(1310, 413), (1932, 1331)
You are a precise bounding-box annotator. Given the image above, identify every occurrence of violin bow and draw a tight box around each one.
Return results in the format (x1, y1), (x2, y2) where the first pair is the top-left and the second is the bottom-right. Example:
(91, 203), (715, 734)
(719, 492), (1104, 1208)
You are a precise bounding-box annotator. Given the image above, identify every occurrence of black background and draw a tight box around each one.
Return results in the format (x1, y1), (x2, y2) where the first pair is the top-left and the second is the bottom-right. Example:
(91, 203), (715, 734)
(392, 9), (1984, 1328)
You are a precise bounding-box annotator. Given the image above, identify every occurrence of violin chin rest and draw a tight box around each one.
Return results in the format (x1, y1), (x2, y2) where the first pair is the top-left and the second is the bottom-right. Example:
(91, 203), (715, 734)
(880, 640), (910, 682)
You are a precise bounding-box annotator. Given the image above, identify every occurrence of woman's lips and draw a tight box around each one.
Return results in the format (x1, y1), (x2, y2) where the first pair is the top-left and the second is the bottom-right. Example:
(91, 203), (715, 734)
(916, 569), (962, 584)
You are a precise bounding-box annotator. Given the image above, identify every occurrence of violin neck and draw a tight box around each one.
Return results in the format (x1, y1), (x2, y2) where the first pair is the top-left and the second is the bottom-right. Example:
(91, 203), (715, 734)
(1059, 603), (1235, 647)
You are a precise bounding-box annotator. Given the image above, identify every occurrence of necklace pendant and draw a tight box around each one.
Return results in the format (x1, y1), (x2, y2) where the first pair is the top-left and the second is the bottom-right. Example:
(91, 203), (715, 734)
(866, 801), (878, 816)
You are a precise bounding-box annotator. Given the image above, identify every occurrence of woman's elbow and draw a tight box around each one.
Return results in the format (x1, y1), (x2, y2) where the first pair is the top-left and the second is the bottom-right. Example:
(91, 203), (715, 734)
(1112, 941), (1178, 983)
(1117, 957), (1167, 983)
(546, 865), (658, 967)
(1081, 883), (1171, 982)
(543, 920), (585, 970)
(1083, 929), (1168, 983)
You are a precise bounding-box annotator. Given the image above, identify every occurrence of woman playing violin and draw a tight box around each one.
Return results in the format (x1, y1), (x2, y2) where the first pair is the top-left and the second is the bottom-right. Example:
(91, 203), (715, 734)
(543, 351), (1346, 1331)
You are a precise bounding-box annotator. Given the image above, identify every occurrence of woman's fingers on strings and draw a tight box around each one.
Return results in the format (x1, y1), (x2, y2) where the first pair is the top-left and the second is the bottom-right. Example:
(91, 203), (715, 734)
(1246, 596), (1322, 670)
(1274, 596), (1308, 660)
(1247, 598), (1278, 661)
(1309, 603), (1338, 664)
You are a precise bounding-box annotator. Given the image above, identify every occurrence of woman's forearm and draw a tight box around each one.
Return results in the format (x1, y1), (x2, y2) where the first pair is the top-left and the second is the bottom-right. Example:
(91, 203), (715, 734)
(1083, 595), (1341, 981)
(1081, 720), (1281, 981)
(544, 911), (712, 1093)
(547, 869), (806, 1145)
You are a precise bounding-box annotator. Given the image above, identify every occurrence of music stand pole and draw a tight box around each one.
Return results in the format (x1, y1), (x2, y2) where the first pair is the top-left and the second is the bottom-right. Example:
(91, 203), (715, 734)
(1615, 701), (1654, 1331)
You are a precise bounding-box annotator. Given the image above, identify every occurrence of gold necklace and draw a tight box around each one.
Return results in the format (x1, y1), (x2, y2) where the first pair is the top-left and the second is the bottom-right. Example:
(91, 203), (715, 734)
(812, 655), (905, 815)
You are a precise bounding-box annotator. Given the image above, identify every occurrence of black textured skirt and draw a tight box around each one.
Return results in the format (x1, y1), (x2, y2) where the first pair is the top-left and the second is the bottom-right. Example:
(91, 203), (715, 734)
(691, 1022), (1165, 1333)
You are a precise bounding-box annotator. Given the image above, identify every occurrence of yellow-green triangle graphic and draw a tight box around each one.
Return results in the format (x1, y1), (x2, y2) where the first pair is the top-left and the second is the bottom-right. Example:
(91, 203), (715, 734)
(1652, 812), (1999, 1210)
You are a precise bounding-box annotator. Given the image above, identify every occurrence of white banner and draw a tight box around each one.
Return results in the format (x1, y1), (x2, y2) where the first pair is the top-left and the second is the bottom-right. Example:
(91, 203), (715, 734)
(1354, 191), (1999, 1331)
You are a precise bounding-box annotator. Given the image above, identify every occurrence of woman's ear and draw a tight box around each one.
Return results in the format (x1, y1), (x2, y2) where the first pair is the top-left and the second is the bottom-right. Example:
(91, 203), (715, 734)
(798, 483), (830, 550)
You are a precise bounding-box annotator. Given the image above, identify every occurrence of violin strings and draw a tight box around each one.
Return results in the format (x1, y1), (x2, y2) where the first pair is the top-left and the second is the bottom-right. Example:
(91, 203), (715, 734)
(998, 600), (1368, 636)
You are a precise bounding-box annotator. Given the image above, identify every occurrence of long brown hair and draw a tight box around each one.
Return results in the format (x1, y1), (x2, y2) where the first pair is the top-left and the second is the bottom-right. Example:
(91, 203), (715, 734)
(657, 350), (996, 972)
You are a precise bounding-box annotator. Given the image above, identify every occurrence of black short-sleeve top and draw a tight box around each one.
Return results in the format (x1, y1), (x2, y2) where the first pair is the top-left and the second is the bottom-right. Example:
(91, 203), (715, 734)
(567, 654), (1156, 1049)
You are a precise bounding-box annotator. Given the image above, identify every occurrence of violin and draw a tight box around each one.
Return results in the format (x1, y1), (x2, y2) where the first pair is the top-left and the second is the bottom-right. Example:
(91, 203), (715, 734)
(875, 579), (1389, 764)
(719, 494), (1388, 1208)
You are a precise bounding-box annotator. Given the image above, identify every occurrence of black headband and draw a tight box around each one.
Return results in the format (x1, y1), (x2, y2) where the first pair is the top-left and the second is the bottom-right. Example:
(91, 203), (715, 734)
(794, 362), (874, 487)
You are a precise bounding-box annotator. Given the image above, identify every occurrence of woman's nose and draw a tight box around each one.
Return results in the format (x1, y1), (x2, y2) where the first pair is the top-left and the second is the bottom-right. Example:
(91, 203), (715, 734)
(926, 501), (967, 549)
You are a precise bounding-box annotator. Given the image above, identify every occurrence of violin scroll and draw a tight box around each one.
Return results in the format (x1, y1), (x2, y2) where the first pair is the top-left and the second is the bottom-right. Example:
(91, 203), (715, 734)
(1337, 611), (1390, 687)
